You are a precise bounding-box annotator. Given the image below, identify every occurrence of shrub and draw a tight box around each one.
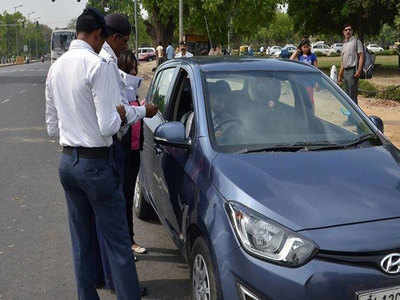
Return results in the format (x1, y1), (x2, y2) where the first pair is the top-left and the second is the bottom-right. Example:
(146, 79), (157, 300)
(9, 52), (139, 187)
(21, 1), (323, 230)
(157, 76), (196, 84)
(314, 51), (327, 57)
(375, 49), (397, 56)
(358, 80), (378, 97)
(328, 52), (341, 57)
(377, 85), (400, 102)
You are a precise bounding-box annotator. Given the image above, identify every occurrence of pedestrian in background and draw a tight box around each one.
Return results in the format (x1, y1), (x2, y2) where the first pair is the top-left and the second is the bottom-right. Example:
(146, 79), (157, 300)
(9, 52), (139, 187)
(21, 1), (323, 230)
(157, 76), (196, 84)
(175, 42), (193, 58)
(156, 41), (164, 65)
(117, 49), (147, 256)
(45, 8), (149, 300)
(99, 13), (158, 295)
(166, 42), (175, 60)
(290, 39), (318, 67)
(338, 24), (364, 104)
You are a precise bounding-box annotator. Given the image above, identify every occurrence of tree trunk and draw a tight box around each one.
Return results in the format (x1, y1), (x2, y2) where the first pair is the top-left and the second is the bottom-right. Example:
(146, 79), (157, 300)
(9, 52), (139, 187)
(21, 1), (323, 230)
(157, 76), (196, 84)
(144, 12), (175, 47)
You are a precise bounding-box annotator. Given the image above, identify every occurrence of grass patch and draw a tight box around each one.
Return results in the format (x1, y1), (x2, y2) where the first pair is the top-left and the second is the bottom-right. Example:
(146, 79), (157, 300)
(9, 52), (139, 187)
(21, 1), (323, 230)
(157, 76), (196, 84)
(359, 80), (378, 97)
(318, 55), (399, 71)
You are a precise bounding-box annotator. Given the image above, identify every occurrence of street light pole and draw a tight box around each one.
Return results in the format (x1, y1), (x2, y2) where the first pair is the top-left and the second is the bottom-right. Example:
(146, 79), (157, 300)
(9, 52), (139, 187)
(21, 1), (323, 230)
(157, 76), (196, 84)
(34, 17), (40, 59)
(179, 0), (183, 43)
(12, 4), (23, 57)
(134, 0), (138, 54)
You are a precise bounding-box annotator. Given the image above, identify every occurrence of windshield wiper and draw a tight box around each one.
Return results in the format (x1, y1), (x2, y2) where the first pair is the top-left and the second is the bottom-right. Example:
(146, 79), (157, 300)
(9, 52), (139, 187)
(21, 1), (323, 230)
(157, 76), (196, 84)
(238, 135), (380, 154)
(238, 144), (307, 154)
(341, 133), (380, 148)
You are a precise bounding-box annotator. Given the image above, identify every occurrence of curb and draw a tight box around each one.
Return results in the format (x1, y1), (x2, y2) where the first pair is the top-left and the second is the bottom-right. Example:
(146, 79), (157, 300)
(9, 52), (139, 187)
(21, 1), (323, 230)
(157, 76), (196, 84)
(0, 60), (41, 68)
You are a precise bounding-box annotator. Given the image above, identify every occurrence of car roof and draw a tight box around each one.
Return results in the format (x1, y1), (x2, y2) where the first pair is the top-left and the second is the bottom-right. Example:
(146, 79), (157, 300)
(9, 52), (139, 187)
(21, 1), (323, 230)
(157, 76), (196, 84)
(169, 57), (319, 73)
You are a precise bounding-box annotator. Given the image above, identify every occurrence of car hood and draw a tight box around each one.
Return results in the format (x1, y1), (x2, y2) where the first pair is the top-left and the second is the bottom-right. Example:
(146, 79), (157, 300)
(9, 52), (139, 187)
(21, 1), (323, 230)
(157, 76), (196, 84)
(212, 145), (400, 231)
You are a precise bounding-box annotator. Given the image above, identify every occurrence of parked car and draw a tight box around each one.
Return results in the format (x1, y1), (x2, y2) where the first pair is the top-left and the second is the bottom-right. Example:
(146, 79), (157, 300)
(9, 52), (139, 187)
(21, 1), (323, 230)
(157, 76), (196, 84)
(312, 43), (336, 55)
(138, 47), (156, 61)
(331, 43), (344, 53)
(267, 46), (281, 56)
(367, 44), (384, 53)
(274, 46), (297, 57)
(135, 56), (400, 300)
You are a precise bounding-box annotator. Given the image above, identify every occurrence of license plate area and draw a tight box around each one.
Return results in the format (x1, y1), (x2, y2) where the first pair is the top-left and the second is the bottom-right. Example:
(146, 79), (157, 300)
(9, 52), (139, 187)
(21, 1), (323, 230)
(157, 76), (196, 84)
(357, 286), (400, 300)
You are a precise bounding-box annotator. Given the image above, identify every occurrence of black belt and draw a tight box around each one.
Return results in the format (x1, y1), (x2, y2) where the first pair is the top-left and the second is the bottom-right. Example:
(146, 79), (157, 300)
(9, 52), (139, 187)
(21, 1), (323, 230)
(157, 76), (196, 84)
(62, 146), (109, 159)
(344, 66), (356, 70)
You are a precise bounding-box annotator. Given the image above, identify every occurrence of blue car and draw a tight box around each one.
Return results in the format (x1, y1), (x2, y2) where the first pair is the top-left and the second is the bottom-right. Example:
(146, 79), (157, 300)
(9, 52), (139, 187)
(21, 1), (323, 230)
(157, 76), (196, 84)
(134, 57), (400, 300)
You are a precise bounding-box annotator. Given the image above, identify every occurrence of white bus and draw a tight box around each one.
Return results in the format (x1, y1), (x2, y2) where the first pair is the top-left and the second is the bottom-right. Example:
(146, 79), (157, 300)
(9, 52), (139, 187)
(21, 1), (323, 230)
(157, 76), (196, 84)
(50, 29), (76, 64)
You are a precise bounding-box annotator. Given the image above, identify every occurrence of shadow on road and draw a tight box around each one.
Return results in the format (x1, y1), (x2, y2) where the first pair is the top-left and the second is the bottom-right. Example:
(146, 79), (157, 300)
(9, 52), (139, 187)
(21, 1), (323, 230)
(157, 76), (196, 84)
(142, 279), (191, 300)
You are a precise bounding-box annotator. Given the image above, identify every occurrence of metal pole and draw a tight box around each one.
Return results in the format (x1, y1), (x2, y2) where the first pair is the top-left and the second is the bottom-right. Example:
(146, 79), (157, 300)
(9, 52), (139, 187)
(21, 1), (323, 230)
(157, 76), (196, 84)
(204, 16), (212, 50)
(179, 0), (183, 43)
(134, 0), (138, 54)
(15, 25), (18, 57)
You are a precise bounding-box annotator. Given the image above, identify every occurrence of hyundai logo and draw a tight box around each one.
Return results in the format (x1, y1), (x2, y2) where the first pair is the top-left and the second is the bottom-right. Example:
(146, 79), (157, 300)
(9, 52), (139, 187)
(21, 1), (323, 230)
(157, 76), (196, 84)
(381, 253), (400, 274)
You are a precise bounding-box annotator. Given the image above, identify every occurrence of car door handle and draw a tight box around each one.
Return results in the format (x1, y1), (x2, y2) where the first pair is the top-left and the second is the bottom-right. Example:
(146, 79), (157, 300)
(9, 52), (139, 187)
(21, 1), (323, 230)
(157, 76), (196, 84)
(153, 145), (163, 156)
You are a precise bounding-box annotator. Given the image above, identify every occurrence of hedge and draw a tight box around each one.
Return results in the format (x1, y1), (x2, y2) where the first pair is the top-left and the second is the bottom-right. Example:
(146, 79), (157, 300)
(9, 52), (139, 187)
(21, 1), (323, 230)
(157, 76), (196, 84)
(375, 49), (397, 56)
(377, 85), (400, 102)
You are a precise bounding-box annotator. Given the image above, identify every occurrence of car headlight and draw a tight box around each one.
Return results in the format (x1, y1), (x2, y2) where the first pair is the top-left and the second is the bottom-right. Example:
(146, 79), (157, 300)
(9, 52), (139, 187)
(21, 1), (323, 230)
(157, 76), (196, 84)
(226, 202), (318, 267)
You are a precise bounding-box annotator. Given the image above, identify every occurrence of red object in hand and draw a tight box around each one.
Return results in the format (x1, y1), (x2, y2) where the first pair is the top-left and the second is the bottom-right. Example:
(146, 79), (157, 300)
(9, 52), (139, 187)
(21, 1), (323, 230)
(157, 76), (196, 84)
(130, 100), (142, 150)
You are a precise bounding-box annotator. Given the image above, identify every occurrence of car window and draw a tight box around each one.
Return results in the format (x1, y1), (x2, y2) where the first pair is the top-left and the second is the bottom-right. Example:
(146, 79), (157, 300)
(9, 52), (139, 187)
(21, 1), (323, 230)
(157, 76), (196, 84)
(150, 68), (175, 113)
(203, 71), (375, 153)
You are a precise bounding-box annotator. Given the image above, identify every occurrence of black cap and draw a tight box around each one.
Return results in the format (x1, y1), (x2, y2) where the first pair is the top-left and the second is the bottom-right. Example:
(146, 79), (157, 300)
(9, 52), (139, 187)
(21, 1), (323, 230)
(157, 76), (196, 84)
(76, 7), (111, 38)
(105, 14), (131, 36)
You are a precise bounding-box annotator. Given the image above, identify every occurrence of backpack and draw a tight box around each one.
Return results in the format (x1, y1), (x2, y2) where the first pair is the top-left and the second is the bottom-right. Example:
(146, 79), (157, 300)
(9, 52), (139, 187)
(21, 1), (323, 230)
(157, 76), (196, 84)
(356, 38), (375, 79)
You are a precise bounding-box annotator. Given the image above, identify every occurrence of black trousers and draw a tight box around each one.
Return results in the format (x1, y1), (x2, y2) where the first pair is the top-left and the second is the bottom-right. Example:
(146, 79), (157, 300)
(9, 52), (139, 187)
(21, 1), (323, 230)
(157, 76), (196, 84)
(124, 150), (140, 244)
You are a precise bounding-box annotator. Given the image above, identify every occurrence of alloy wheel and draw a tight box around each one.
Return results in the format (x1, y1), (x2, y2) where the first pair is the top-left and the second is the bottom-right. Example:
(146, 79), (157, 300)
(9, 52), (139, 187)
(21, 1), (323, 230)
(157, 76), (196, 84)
(193, 254), (211, 300)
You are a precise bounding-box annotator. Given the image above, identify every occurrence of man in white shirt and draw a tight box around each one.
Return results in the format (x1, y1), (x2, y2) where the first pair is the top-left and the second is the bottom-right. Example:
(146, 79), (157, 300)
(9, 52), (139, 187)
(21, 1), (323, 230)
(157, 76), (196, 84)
(175, 42), (194, 58)
(166, 42), (175, 60)
(45, 8), (156, 300)
(98, 13), (156, 295)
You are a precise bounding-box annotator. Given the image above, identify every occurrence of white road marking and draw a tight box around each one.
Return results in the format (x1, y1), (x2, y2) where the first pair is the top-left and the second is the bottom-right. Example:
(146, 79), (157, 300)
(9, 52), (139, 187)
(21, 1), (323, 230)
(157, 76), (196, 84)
(19, 89), (26, 94)
(32, 83), (37, 86)
(1, 99), (10, 104)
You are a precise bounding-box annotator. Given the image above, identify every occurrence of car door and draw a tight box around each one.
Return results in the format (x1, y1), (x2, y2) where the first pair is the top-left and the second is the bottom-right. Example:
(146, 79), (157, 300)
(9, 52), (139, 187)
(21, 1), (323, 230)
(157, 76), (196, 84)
(142, 66), (177, 213)
(152, 67), (197, 243)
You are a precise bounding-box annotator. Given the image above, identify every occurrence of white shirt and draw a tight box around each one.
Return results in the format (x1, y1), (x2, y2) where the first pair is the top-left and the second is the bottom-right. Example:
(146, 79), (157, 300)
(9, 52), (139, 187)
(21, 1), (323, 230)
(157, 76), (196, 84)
(175, 51), (193, 58)
(45, 40), (122, 147)
(99, 42), (146, 125)
(156, 45), (163, 57)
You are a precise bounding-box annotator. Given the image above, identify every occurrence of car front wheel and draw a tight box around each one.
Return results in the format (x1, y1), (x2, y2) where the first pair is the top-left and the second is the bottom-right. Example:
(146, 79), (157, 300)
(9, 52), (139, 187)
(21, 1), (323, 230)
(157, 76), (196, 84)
(133, 175), (154, 220)
(191, 237), (220, 300)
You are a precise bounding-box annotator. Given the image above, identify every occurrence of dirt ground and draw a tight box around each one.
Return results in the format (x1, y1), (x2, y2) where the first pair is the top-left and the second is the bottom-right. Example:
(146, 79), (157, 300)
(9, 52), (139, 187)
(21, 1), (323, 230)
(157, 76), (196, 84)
(137, 60), (400, 148)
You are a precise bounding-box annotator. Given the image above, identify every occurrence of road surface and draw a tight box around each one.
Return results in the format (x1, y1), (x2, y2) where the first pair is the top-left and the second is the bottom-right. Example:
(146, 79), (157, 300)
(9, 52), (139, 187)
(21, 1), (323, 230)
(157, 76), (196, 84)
(0, 62), (191, 300)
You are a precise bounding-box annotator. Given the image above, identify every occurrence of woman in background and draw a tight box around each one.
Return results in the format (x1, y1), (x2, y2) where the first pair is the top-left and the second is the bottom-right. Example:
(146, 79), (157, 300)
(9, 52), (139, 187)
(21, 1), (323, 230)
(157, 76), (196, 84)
(118, 50), (147, 255)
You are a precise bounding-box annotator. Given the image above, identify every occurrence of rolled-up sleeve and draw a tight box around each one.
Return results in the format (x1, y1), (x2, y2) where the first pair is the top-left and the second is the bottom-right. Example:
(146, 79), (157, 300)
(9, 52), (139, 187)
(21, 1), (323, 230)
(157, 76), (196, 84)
(91, 62), (122, 137)
(45, 71), (59, 137)
(125, 104), (146, 125)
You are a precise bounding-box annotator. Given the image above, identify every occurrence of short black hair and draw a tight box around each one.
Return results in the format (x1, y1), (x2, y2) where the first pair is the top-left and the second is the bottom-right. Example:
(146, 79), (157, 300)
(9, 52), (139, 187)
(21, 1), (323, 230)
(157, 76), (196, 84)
(76, 7), (109, 38)
(105, 14), (131, 36)
(343, 23), (353, 30)
(179, 41), (185, 46)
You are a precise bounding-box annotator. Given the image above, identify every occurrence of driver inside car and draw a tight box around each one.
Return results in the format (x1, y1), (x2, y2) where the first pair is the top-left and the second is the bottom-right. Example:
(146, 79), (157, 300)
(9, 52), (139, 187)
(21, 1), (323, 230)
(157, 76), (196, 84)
(208, 80), (243, 145)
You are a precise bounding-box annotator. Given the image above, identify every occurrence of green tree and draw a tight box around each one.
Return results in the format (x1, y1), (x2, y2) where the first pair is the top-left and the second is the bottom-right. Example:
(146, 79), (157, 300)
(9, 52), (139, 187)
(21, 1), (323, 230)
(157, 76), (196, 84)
(254, 12), (296, 46)
(286, 0), (398, 41)
(185, 0), (277, 47)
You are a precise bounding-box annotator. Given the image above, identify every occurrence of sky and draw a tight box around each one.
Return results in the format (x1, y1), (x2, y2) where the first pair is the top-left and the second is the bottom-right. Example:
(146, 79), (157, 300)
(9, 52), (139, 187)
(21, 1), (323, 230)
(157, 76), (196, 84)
(2, 0), (88, 29)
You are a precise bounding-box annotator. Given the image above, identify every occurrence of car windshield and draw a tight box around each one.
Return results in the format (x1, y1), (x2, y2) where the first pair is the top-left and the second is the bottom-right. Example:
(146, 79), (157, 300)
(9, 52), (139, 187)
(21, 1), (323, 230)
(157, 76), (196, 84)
(52, 32), (75, 51)
(204, 71), (376, 153)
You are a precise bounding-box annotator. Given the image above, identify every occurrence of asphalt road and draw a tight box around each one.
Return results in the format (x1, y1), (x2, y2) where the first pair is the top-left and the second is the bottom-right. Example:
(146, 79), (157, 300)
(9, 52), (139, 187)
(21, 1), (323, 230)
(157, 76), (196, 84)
(0, 62), (191, 300)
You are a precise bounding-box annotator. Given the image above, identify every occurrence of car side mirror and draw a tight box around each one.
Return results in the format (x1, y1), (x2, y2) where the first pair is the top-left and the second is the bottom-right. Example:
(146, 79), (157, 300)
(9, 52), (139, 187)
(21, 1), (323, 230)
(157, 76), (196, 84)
(369, 115), (384, 133)
(154, 122), (191, 149)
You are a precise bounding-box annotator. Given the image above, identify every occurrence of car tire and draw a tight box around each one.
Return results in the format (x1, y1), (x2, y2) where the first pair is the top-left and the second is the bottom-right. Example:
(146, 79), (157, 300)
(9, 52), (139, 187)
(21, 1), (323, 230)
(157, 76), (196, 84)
(133, 175), (154, 220)
(148, 57), (153, 62)
(191, 237), (221, 300)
